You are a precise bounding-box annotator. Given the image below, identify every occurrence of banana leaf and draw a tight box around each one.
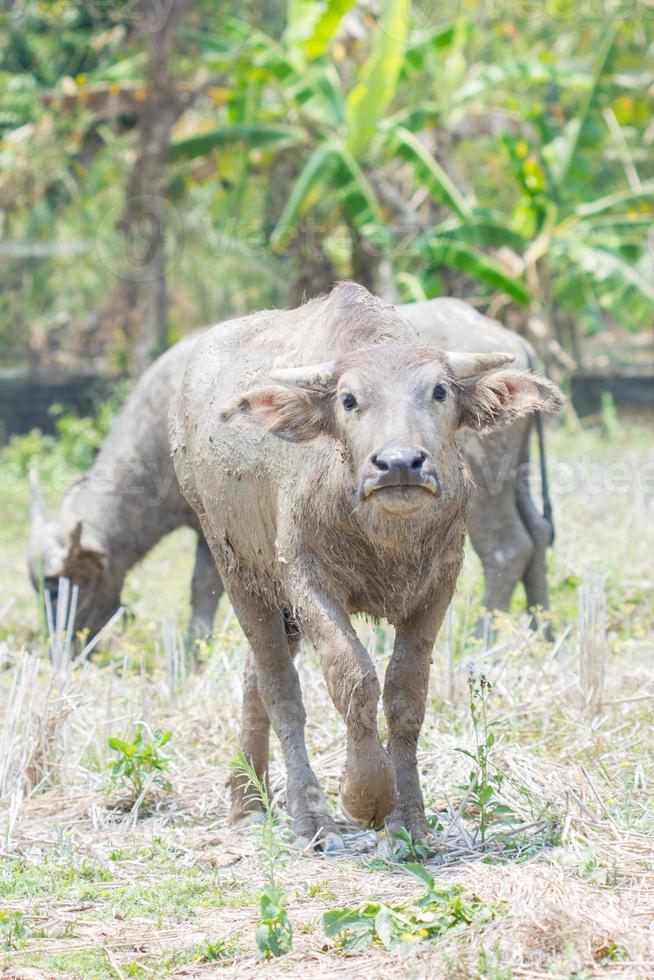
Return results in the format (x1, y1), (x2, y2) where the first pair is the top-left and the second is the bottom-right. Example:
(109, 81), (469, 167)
(453, 58), (593, 107)
(170, 124), (301, 161)
(551, 237), (654, 305)
(549, 23), (617, 191)
(419, 235), (531, 304)
(286, 0), (356, 59)
(269, 140), (381, 250)
(389, 126), (472, 220)
(345, 0), (410, 157)
(435, 216), (527, 250)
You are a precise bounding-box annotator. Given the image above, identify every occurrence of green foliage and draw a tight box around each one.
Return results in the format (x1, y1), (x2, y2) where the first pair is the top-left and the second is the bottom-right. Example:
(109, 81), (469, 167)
(198, 936), (244, 963)
(0, 4), (653, 378)
(575, 847), (619, 887)
(1, 382), (129, 480)
(2, 429), (55, 479)
(324, 863), (499, 952)
(475, 942), (516, 979)
(48, 406), (106, 473)
(390, 126), (472, 220)
(457, 674), (516, 844)
(286, 0), (356, 59)
(107, 726), (172, 800)
(387, 826), (430, 862)
(345, 0), (410, 156)
(269, 140), (381, 249)
(228, 751), (293, 959)
(170, 123), (301, 161)
(0, 909), (26, 950)
(600, 391), (620, 439)
(255, 886), (294, 959)
(418, 234), (531, 303)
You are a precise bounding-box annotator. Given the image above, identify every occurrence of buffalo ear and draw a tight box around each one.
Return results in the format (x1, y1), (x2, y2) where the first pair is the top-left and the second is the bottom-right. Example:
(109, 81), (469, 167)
(69, 520), (83, 552)
(457, 370), (564, 433)
(63, 521), (107, 581)
(220, 386), (333, 442)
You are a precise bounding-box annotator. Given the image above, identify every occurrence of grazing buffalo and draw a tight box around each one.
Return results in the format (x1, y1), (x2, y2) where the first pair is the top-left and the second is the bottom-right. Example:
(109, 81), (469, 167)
(27, 296), (555, 648)
(27, 335), (224, 644)
(169, 282), (563, 846)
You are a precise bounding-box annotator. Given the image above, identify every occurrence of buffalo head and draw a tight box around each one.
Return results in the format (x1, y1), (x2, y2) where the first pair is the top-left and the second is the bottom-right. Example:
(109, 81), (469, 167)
(27, 468), (115, 639)
(222, 345), (563, 518)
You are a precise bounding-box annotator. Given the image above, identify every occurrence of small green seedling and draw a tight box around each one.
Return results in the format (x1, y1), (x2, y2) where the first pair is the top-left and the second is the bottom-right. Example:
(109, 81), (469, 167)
(229, 751), (293, 960)
(255, 886), (293, 960)
(0, 910), (26, 950)
(199, 936), (243, 963)
(107, 726), (172, 800)
(457, 674), (516, 844)
(389, 826), (431, 862)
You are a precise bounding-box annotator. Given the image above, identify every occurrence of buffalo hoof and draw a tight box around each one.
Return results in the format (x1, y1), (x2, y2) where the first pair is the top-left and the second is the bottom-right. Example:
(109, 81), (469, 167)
(228, 794), (266, 827)
(229, 805), (265, 828)
(339, 744), (397, 829)
(294, 812), (343, 853)
(386, 803), (430, 842)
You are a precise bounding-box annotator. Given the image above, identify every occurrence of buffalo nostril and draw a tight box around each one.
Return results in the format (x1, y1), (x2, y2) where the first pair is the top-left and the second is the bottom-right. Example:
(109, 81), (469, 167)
(411, 451), (427, 472)
(371, 454), (390, 472)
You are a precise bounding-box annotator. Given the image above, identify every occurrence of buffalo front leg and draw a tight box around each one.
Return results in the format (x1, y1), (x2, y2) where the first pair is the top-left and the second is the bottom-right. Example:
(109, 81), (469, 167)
(383, 593), (452, 840)
(296, 584), (397, 829)
(188, 534), (224, 646)
(227, 586), (341, 849)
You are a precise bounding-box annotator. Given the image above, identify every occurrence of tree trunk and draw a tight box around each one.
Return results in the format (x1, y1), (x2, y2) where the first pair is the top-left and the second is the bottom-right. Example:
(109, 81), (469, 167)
(119, 0), (192, 377)
(129, 113), (174, 376)
(265, 148), (337, 306)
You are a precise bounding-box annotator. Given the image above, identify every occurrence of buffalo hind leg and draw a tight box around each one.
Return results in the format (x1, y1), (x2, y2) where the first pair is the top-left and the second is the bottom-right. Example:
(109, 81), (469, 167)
(227, 586), (341, 850)
(228, 650), (271, 825)
(516, 488), (554, 639)
(467, 494), (535, 638)
(188, 534), (224, 648)
(229, 613), (300, 825)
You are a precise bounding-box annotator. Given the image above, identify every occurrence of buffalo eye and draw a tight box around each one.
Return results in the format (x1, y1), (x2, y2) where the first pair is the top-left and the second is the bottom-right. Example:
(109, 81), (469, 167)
(341, 392), (357, 411)
(432, 383), (447, 402)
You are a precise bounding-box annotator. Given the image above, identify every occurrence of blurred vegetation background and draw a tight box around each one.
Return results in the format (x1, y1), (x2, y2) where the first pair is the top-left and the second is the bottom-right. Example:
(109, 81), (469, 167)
(0, 0), (652, 382)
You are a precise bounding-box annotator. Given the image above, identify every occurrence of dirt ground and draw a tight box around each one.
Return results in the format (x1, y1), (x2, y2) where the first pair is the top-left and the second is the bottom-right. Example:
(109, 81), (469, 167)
(1, 417), (653, 978)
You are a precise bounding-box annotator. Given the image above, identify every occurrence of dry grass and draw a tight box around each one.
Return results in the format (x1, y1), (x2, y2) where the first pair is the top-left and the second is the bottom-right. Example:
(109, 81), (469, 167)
(0, 418), (653, 979)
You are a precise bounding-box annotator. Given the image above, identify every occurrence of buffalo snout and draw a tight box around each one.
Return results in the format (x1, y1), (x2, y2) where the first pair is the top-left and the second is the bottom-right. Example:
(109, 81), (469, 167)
(360, 444), (440, 506)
